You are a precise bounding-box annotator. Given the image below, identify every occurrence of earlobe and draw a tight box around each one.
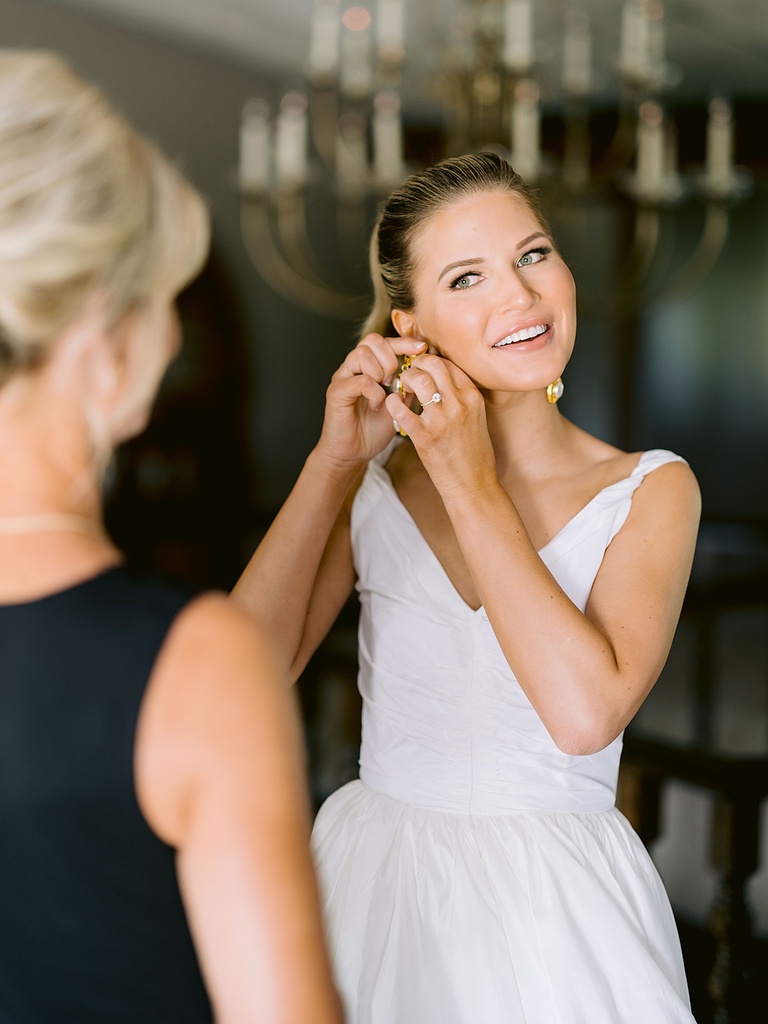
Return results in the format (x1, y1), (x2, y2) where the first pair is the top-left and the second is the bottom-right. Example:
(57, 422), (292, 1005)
(86, 330), (125, 402)
(391, 309), (423, 341)
(98, 353), (119, 393)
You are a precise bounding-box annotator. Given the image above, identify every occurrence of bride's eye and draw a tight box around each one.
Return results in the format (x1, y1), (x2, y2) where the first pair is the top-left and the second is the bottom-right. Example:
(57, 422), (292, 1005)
(449, 271), (481, 290)
(517, 246), (552, 268)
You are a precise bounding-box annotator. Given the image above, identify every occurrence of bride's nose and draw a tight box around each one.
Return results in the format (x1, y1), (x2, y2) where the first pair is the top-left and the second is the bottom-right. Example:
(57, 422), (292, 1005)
(497, 265), (539, 312)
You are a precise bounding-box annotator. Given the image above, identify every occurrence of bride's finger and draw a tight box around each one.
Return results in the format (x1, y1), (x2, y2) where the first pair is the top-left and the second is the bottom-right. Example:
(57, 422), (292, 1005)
(394, 357), (463, 408)
(394, 357), (485, 435)
(384, 391), (421, 435)
(397, 364), (449, 409)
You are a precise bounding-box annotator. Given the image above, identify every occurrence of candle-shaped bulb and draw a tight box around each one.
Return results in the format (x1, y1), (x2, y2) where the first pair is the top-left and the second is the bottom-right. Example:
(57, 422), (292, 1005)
(274, 92), (309, 189)
(502, 0), (534, 74)
(562, 10), (591, 98)
(336, 112), (368, 199)
(635, 100), (665, 197)
(341, 6), (374, 99)
(705, 98), (734, 196)
(372, 89), (404, 187)
(378, 0), (405, 64)
(645, 0), (665, 72)
(308, 0), (341, 84)
(620, 0), (650, 80)
(510, 79), (541, 182)
(239, 99), (271, 193)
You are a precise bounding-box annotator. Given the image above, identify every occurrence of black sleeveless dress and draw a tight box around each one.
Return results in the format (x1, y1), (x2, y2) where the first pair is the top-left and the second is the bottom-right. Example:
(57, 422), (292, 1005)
(0, 567), (213, 1023)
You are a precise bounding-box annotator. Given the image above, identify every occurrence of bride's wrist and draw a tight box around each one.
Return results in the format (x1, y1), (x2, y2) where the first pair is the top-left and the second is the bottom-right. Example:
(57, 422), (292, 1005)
(306, 444), (367, 488)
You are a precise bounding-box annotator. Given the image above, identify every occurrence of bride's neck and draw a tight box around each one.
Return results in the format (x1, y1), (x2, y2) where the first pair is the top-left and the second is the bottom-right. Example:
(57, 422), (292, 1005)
(484, 392), (574, 480)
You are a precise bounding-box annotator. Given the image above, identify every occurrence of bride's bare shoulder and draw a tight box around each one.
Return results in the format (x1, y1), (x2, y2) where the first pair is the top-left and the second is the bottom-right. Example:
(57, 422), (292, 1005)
(569, 424), (642, 484)
(385, 438), (429, 486)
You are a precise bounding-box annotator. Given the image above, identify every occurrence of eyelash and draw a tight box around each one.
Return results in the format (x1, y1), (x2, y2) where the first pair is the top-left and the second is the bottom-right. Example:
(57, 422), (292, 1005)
(448, 246), (553, 290)
(449, 271), (481, 291)
(518, 245), (552, 266)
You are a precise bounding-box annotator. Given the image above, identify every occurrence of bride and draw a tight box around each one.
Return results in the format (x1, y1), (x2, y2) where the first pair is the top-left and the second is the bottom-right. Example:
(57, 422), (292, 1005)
(234, 151), (701, 1023)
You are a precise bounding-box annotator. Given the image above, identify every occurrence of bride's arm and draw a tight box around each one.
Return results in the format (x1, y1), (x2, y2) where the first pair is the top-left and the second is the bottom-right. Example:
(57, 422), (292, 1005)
(232, 333), (426, 682)
(387, 357), (701, 756)
(443, 462), (699, 755)
(231, 450), (360, 682)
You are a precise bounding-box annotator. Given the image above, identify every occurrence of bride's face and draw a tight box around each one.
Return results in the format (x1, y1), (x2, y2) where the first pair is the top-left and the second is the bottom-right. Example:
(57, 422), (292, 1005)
(394, 190), (576, 394)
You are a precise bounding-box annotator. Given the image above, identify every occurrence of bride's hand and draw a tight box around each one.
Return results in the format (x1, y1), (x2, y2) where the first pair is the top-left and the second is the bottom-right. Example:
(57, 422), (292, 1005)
(316, 333), (426, 471)
(384, 352), (497, 498)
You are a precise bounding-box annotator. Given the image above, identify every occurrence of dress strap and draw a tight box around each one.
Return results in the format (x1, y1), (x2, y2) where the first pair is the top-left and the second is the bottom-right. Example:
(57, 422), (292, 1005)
(604, 449), (688, 547)
(370, 435), (403, 469)
(630, 449), (688, 480)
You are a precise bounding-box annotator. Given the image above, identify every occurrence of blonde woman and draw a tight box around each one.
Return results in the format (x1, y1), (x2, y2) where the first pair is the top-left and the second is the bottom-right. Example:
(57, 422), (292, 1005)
(234, 153), (700, 1022)
(0, 50), (341, 1024)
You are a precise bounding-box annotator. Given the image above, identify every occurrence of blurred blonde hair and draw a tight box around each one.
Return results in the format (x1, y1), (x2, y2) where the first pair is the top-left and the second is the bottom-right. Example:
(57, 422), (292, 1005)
(361, 151), (552, 340)
(0, 49), (210, 383)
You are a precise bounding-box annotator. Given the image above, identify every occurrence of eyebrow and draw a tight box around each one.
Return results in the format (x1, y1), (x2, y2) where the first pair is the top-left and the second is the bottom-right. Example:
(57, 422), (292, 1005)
(436, 232), (551, 283)
(437, 257), (484, 283)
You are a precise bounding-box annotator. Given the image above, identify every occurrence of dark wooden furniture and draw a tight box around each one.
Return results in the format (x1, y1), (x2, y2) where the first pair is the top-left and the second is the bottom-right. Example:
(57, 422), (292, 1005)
(303, 521), (768, 1021)
(619, 522), (768, 1024)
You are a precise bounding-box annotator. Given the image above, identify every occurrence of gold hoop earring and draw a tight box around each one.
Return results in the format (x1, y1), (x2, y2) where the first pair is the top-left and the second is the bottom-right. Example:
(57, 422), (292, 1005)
(546, 377), (564, 404)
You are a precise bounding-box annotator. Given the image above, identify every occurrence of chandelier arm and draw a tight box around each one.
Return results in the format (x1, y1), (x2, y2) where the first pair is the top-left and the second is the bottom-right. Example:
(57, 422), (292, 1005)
(337, 201), (374, 276)
(308, 86), (338, 176)
(236, 5), (743, 332)
(590, 100), (639, 183)
(622, 206), (662, 295)
(640, 202), (730, 307)
(562, 108), (591, 191)
(240, 201), (369, 321)
(275, 191), (349, 290)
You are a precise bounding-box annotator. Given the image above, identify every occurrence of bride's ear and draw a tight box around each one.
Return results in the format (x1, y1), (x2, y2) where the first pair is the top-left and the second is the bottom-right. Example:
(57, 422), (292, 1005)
(391, 309), (423, 341)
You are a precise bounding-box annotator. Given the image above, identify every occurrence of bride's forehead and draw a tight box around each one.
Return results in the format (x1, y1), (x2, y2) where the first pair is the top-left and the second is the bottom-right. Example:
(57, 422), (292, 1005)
(412, 193), (541, 250)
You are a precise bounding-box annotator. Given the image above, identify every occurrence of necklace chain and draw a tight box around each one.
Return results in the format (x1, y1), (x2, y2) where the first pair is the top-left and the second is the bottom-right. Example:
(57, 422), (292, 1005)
(0, 514), (105, 538)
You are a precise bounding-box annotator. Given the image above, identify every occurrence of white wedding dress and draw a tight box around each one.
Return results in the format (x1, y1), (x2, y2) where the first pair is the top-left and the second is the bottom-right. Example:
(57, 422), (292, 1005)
(311, 441), (695, 1024)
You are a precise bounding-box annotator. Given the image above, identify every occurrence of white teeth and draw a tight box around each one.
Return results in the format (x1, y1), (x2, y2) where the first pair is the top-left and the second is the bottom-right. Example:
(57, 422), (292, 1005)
(494, 323), (548, 347)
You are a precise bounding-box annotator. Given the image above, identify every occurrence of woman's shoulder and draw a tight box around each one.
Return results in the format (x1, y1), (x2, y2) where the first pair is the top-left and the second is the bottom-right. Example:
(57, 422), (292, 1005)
(135, 590), (291, 845)
(585, 435), (701, 542)
(162, 590), (278, 674)
(569, 424), (694, 491)
(558, 428), (699, 542)
(549, 429), (635, 510)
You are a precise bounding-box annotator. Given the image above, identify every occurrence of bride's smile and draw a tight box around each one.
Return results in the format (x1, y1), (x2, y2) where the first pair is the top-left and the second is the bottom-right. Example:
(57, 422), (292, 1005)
(392, 191), (577, 395)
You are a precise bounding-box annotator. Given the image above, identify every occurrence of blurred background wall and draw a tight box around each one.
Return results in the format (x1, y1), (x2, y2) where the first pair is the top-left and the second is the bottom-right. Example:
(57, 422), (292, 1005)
(1, 2), (766, 1019)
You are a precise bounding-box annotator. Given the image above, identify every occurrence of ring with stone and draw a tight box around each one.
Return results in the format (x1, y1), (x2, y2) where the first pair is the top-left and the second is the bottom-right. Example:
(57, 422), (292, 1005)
(422, 392), (442, 407)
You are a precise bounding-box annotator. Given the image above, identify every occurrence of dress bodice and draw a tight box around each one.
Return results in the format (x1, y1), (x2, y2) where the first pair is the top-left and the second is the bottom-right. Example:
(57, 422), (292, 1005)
(351, 443), (686, 815)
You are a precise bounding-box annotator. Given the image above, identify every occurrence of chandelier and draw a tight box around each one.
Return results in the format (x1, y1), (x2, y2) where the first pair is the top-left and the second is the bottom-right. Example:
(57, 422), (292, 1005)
(237, 0), (752, 321)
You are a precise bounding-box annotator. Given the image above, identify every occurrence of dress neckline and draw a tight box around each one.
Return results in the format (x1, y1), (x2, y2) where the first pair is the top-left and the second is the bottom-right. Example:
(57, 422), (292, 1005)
(370, 449), (656, 616)
(0, 565), (123, 610)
